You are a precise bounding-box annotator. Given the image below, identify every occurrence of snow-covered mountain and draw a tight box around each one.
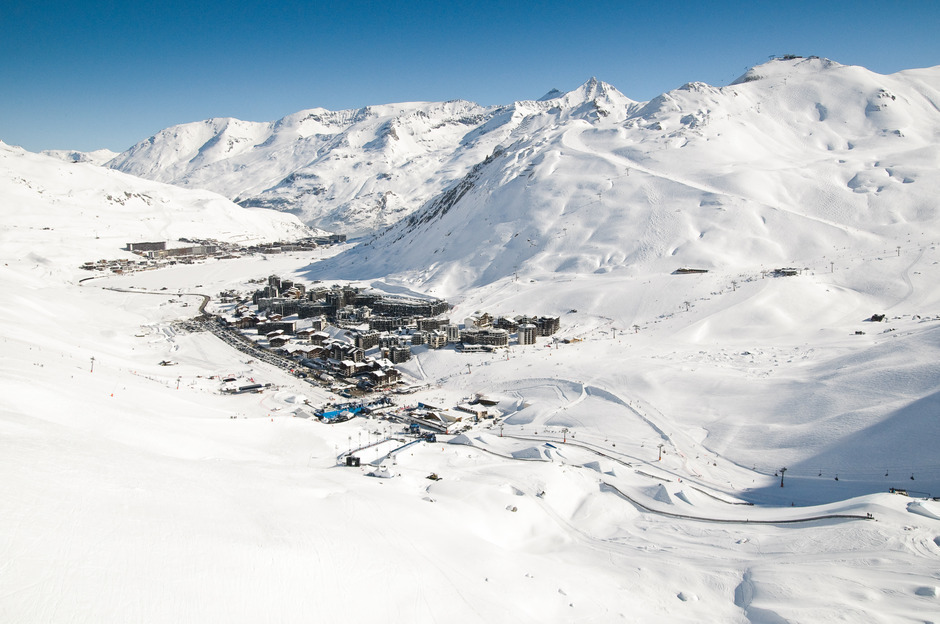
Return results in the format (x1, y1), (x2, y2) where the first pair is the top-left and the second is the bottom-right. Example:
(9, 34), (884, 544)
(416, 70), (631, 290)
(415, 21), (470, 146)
(299, 57), (940, 497)
(106, 81), (638, 236)
(107, 58), (939, 265)
(0, 140), (311, 277)
(42, 147), (119, 166)
(5, 59), (940, 623)
(315, 57), (940, 292)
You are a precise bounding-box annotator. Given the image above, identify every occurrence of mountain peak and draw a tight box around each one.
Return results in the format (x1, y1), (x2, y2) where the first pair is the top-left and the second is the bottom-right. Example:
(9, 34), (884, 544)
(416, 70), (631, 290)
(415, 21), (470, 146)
(731, 56), (843, 85)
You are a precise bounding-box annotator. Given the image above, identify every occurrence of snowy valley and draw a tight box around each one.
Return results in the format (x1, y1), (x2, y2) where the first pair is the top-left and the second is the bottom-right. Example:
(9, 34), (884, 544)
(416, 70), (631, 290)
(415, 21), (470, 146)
(2, 57), (940, 623)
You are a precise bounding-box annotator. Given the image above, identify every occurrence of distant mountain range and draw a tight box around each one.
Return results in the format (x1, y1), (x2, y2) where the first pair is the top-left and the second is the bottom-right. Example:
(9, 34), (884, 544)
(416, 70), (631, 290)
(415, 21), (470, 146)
(100, 57), (939, 292)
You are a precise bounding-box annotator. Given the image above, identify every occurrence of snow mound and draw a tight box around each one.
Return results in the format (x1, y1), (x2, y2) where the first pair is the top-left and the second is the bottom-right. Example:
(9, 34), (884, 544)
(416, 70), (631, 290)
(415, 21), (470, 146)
(907, 501), (940, 521)
(448, 433), (474, 446)
(649, 484), (674, 505)
(511, 446), (547, 460)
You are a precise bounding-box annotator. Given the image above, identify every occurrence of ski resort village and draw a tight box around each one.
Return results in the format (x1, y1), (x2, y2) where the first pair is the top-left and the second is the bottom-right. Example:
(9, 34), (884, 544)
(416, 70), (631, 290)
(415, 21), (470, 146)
(2, 54), (940, 623)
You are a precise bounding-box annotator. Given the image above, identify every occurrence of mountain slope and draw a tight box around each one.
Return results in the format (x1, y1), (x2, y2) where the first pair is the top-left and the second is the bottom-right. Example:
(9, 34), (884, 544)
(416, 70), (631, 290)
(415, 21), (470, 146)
(42, 148), (119, 166)
(0, 141), (311, 278)
(106, 83), (638, 236)
(313, 57), (940, 293)
(298, 58), (940, 494)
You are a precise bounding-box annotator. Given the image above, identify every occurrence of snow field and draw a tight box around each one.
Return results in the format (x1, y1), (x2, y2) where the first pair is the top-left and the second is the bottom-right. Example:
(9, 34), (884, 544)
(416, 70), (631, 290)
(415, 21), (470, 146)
(4, 58), (940, 621)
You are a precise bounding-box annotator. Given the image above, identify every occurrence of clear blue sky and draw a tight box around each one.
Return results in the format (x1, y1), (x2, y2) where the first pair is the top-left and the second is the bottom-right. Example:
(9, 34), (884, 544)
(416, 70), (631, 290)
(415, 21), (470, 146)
(2, 0), (937, 152)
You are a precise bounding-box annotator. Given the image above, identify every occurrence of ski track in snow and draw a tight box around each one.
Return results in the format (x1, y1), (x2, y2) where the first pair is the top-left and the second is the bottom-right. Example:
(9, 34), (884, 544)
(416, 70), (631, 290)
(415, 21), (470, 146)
(887, 245), (924, 310)
(560, 124), (872, 240)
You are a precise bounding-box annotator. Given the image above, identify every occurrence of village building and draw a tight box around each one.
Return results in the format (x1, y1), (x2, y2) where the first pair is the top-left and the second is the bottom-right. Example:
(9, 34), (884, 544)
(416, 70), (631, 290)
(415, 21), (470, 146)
(496, 316), (520, 332)
(369, 316), (407, 332)
(461, 327), (509, 347)
(298, 301), (333, 318)
(126, 241), (166, 253)
(233, 315), (260, 330)
(372, 295), (448, 318)
(427, 330), (448, 349)
(269, 335), (291, 348)
(384, 344), (412, 364)
(309, 331), (330, 346)
(256, 320), (297, 335)
(445, 324), (462, 343)
(326, 341), (364, 363)
(416, 317), (451, 331)
(256, 297), (301, 316)
(334, 360), (357, 377)
(455, 403), (495, 420)
(517, 323), (538, 345)
(516, 315), (560, 336)
(354, 331), (380, 350)
(464, 313), (494, 329)
(335, 305), (371, 324)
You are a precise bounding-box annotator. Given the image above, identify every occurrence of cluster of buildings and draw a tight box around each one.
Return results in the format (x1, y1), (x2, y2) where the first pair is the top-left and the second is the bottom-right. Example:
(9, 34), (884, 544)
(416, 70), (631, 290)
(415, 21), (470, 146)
(220, 275), (561, 394)
(80, 235), (346, 274)
(249, 276), (559, 352)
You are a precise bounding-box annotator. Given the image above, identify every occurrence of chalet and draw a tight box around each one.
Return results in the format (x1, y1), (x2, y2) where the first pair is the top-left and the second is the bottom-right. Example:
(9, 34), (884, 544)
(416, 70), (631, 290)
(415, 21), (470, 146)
(381, 367), (402, 385)
(309, 331), (330, 346)
(233, 316), (260, 329)
(269, 336), (291, 348)
(365, 368), (401, 388)
(495, 316), (520, 332)
(326, 341), (364, 363)
(289, 345), (323, 359)
(464, 313), (493, 329)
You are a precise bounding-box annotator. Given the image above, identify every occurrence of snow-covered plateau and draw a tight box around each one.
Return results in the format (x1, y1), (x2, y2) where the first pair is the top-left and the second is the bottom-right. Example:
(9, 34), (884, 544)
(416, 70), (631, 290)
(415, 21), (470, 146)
(2, 57), (940, 623)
